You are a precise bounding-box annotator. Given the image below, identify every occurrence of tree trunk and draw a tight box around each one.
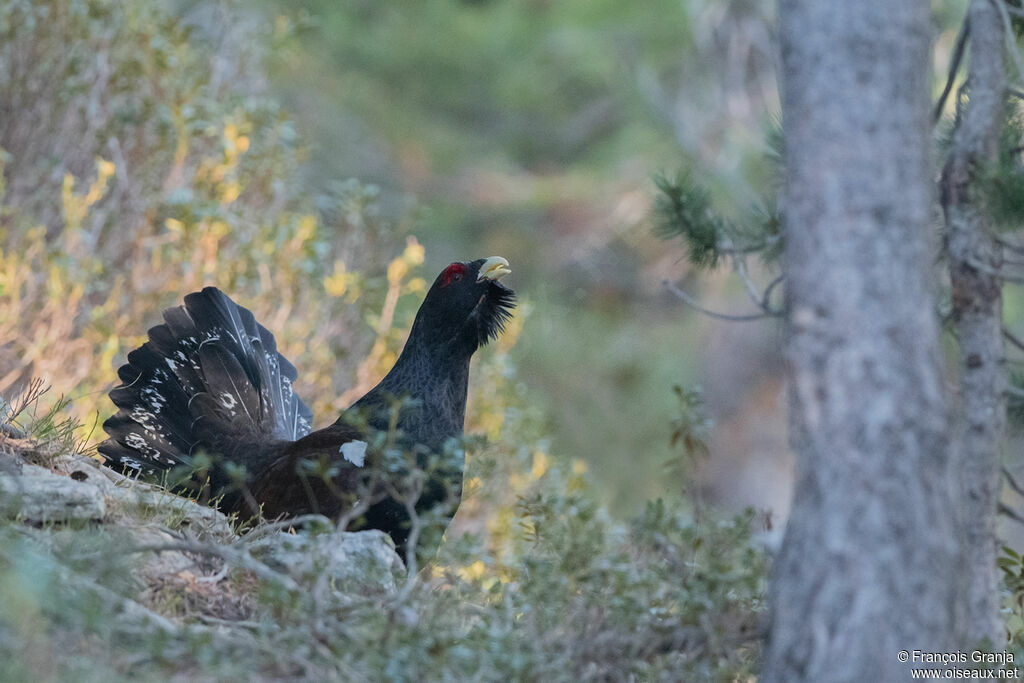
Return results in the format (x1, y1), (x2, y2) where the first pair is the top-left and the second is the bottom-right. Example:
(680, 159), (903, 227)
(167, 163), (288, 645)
(762, 2), (961, 681)
(941, 0), (1006, 647)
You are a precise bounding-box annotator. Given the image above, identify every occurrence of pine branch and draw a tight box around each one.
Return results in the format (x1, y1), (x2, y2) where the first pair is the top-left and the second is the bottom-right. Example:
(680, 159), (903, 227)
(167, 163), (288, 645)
(996, 0), (1024, 88)
(663, 281), (775, 322)
(934, 16), (970, 124)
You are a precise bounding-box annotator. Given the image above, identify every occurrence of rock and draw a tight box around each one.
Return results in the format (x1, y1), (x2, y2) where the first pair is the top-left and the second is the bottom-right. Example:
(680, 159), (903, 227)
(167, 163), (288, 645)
(0, 454), (232, 535)
(2, 454), (405, 606)
(56, 456), (233, 536)
(131, 527), (209, 578)
(249, 528), (406, 596)
(0, 463), (106, 522)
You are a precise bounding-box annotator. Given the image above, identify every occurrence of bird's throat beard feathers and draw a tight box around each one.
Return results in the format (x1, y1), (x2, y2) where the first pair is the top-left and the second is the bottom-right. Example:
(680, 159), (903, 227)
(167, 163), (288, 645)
(470, 281), (516, 349)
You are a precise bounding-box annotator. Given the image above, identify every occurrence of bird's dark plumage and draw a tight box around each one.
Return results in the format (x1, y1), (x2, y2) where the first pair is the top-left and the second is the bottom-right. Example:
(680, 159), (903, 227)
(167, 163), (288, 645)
(99, 257), (515, 556)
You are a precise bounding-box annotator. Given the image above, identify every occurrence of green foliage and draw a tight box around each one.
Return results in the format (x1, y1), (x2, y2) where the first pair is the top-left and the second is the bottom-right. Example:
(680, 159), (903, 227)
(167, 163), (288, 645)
(998, 546), (1024, 657)
(1008, 371), (1024, 431)
(977, 108), (1024, 233)
(0, 379), (85, 466)
(763, 114), (786, 178)
(654, 172), (728, 268)
(0, 460), (766, 681)
(668, 384), (711, 456)
(1006, 1), (1024, 39)
(0, 348), (765, 681)
(654, 170), (782, 270)
(268, 0), (694, 177)
(664, 384), (712, 496)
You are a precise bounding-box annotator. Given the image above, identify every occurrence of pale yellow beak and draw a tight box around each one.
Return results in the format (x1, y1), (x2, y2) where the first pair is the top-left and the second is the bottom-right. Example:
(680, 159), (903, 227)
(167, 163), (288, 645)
(477, 256), (512, 282)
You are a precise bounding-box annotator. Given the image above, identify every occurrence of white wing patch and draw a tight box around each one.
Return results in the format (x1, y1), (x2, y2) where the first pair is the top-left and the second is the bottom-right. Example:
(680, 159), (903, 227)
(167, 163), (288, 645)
(219, 392), (238, 411)
(340, 440), (367, 467)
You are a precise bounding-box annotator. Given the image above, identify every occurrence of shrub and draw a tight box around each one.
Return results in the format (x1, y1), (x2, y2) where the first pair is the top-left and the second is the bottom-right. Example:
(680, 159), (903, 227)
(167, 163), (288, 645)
(0, 0), (406, 433)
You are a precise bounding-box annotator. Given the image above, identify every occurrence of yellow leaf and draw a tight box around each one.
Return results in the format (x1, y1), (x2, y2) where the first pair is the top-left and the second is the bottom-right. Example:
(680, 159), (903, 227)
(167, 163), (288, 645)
(209, 220), (230, 238)
(324, 272), (348, 298)
(387, 257), (408, 284)
(296, 215), (317, 244)
(221, 181), (240, 204)
(531, 451), (549, 480)
(458, 560), (486, 581)
(403, 237), (425, 266)
(96, 157), (115, 179)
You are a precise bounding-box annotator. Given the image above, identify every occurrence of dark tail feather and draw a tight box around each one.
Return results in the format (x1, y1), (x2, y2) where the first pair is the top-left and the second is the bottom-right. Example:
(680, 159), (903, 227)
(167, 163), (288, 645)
(181, 288), (309, 441)
(99, 287), (313, 478)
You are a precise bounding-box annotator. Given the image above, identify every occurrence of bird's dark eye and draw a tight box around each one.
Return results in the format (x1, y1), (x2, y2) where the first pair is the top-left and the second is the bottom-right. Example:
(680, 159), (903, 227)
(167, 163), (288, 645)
(452, 272), (463, 282)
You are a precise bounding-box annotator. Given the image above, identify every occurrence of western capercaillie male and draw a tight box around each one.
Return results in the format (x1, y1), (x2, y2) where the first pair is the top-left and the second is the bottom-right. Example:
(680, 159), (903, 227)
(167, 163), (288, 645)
(99, 257), (515, 555)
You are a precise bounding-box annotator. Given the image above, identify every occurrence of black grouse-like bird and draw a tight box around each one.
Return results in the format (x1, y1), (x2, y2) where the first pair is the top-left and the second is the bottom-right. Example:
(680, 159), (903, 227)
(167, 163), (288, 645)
(99, 257), (514, 554)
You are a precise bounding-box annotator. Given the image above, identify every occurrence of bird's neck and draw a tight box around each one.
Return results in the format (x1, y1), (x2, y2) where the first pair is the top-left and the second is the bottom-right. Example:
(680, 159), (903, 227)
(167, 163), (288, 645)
(348, 338), (472, 448)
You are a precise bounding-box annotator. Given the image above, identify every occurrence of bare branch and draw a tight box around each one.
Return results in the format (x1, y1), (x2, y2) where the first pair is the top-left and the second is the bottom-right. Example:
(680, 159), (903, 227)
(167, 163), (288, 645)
(241, 513), (334, 542)
(998, 501), (1024, 526)
(380, 475), (425, 604)
(762, 273), (786, 312)
(733, 256), (767, 308)
(934, 16), (971, 124)
(195, 614), (265, 629)
(335, 472), (384, 532)
(998, 235), (1024, 252)
(195, 564), (231, 584)
(965, 257), (1024, 282)
(663, 280), (775, 322)
(1004, 326), (1024, 352)
(715, 234), (782, 256)
(732, 257), (786, 317)
(1003, 466), (1024, 498)
(128, 537), (301, 592)
(1007, 3), (1024, 19)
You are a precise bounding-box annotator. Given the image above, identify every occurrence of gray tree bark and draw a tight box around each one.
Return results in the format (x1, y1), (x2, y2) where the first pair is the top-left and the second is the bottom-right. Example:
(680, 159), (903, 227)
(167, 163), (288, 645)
(762, 2), (961, 681)
(940, 0), (1007, 648)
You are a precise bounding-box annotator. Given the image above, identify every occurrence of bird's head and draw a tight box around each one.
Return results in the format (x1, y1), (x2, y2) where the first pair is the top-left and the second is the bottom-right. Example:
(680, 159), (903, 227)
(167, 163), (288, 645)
(410, 256), (516, 352)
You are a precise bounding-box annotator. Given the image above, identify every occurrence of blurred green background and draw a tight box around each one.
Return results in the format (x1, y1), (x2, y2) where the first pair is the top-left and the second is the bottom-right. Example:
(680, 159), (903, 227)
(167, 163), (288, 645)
(253, 0), (787, 514)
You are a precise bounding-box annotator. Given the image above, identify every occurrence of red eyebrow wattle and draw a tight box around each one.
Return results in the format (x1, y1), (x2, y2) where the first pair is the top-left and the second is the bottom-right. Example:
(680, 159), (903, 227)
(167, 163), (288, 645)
(441, 263), (466, 287)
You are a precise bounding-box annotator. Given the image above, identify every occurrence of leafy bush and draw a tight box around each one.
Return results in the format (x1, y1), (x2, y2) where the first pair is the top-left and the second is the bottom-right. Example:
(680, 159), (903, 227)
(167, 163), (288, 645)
(0, 446), (765, 682)
(0, 0), (409, 432)
(0, 350), (766, 681)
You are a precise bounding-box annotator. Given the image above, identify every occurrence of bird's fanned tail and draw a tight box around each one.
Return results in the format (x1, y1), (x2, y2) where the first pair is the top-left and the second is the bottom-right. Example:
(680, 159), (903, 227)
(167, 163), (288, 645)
(99, 287), (313, 478)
